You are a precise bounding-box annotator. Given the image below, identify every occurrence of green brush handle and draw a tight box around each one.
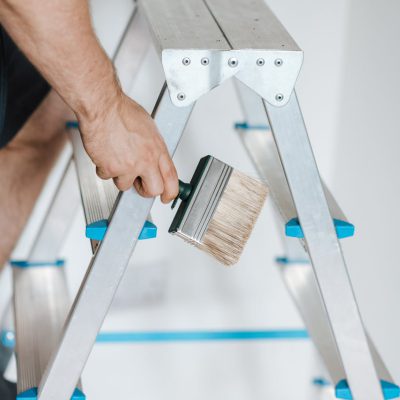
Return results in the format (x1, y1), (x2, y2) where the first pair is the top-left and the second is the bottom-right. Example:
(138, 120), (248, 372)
(171, 180), (192, 209)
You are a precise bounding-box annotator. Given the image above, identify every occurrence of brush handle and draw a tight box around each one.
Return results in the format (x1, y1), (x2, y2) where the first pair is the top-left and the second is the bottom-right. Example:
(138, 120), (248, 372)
(171, 180), (192, 209)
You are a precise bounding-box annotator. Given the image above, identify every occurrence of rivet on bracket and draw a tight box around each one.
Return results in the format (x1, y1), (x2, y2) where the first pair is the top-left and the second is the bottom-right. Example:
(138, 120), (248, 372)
(177, 93), (186, 101)
(256, 58), (265, 66)
(275, 93), (284, 102)
(228, 58), (239, 67)
(275, 58), (283, 67)
(182, 57), (191, 66)
(201, 57), (209, 66)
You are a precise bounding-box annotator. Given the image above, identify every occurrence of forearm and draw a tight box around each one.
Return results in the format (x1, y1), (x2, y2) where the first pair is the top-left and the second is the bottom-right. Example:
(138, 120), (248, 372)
(0, 0), (120, 120)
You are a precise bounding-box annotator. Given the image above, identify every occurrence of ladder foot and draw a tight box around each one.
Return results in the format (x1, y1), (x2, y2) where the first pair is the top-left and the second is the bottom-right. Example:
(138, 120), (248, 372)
(86, 219), (157, 241)
(285, 218), (355, 239)
(17, 387), (86, 400)
(336, 379), (400, 399)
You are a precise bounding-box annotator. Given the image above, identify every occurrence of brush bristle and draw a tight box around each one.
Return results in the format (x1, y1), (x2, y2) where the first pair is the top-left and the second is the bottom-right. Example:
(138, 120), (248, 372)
(196, 170), (268, 266)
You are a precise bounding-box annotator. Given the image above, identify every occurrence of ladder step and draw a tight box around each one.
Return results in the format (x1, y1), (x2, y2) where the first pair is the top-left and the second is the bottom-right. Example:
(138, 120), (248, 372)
(285, 218), (355, 239)
(336, 379), (400, 400)
(17, 387), (85, 400)
(67, 122), (157, 243)
(13, 264), (85, 398)
(86, 219), (157, 241)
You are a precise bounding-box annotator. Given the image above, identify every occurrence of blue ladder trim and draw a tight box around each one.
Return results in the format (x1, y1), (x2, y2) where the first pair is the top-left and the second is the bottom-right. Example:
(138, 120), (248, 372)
(234, 121), (270, 131)
(0, 330), (15, 348)
(313, 377), (330, 387)
(1, 329), (309, 348)
(86, 219), (157, 241)
(17, 387), (85, 400)
(66, 120), (79, 129)
(10, 259), (65, 269)
(285, 218), (355, 239)
(275, 256), (310, 265)
(95, 329), (309, 343)
(336, 379), (400, 399)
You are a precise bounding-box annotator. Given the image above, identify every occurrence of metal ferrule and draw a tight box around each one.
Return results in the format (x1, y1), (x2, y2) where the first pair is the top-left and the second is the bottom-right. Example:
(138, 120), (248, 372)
(169, 156), (233, 243)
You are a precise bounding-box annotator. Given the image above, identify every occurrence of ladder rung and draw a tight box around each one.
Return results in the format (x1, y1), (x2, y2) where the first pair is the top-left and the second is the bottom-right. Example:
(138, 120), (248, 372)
(285, 218), (355, 239)
(17, 387), (85, 400)
(13, 264), (85, 398)
(67, 123), (157, 242)
(86, 219), (157, 241)
(336, 379), (399, 400)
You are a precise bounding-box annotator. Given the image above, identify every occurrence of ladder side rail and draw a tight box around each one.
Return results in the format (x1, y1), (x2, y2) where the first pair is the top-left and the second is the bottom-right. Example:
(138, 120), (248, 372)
(38, 84), (194, 400)
(235, 80), (345, 383)
(263, 92), (383, 400)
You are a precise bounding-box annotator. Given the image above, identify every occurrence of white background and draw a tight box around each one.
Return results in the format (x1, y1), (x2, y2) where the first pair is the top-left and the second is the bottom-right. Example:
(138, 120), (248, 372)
(2, 0), (400, 399)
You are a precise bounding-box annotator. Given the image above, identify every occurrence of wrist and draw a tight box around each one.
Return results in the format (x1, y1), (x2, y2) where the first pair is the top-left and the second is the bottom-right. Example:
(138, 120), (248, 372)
(73, 62), (122, 125)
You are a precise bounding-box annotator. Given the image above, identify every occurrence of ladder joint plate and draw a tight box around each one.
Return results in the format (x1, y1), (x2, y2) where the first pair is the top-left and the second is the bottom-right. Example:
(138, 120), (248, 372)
(139, 0), (303, 107)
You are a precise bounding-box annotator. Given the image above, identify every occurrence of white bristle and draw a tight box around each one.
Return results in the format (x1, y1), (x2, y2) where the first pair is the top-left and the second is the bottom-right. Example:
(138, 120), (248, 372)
(196, 169), (268, 266)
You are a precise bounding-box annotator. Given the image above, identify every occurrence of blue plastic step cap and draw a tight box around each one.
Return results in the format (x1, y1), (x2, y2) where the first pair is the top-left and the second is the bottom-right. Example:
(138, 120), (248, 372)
(313, 377), (330, 387)
(234, 121), (269, 131)
(336, 379), (400, 399)
(0, 330), (15, 348)
(285, 218), (355, 239)
(86, 219), (157, 241)
(17, 388), (85, 400)
(10, 259), (64, 269)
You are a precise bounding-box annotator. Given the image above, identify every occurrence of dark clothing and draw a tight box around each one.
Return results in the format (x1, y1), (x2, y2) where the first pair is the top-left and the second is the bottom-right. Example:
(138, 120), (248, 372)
(0, 26), (51, 148)
(0, 376), (16, 400)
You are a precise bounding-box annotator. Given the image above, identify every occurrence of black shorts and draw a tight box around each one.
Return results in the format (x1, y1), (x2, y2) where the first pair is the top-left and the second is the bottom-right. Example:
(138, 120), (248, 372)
(0, 26), (51, 148)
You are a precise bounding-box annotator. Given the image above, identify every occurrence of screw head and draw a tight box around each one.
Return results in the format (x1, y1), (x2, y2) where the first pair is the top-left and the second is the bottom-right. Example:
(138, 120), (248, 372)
(177, 93), (186, 101)
(275, 93), (284, 102)
(256, 58), (265, 66)
(228, 57), (239, 67)
(275, 58), (283, 67)
(201, 57), (209, 65)
(182, 57), (191, 66)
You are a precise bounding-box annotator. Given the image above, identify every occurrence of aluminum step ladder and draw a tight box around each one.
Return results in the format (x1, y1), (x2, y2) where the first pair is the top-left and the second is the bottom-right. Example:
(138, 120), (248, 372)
(1, 0), (395, 399)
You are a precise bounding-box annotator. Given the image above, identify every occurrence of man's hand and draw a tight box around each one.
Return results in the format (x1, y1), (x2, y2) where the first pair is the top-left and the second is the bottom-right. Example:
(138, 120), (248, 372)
(0, 0), (179, 202)
(79, 93), (179, 203)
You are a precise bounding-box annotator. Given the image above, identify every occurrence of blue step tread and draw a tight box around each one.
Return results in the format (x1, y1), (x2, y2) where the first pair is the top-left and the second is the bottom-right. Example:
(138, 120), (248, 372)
(234, 121), (269, 130)
(285, 218), (355, 239)
(10, 259), (64, 268)
(86, 219), (157, 241)
(17, 388), (85, 400)
(336, 379), (400, 399)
